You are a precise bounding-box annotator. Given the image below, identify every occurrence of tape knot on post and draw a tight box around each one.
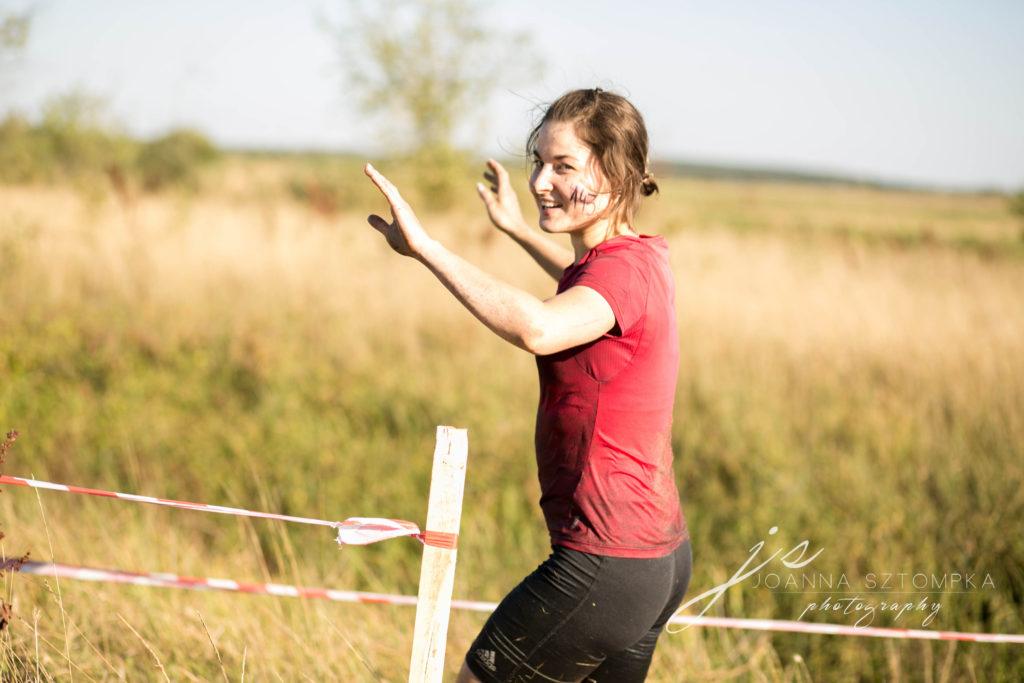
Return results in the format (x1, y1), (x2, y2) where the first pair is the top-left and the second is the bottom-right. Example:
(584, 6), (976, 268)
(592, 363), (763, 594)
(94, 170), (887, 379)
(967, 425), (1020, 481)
(418, 531), (458, 549)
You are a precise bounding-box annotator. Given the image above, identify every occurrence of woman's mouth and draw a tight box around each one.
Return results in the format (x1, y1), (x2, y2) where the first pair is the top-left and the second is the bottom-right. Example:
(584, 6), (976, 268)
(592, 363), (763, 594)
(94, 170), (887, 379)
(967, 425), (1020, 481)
(539, 201), (562, 212)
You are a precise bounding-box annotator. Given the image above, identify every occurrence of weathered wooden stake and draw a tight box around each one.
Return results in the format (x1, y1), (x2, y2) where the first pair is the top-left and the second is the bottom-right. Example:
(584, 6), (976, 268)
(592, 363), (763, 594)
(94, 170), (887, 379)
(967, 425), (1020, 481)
(408, 425), (468, 683)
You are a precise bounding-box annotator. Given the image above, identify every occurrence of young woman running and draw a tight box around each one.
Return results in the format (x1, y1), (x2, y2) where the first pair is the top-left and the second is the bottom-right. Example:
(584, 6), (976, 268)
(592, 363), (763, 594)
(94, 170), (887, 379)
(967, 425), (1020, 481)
(364, 88), (691, 683)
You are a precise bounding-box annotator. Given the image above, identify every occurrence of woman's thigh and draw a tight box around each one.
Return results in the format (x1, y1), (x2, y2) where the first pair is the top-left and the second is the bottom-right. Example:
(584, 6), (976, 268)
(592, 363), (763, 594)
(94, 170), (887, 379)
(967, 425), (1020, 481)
(585, 540), (693, 682)
(464, 541), (690, 682)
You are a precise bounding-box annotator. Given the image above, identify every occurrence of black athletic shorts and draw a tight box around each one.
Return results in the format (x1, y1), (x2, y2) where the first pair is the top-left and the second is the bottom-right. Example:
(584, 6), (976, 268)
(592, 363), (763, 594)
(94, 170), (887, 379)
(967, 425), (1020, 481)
(465, 539), (692, 682)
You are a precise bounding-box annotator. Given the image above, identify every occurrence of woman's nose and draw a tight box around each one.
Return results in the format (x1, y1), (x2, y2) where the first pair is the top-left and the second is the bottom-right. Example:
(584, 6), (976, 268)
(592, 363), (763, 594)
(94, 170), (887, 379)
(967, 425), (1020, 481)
(531, 165), (553, 195)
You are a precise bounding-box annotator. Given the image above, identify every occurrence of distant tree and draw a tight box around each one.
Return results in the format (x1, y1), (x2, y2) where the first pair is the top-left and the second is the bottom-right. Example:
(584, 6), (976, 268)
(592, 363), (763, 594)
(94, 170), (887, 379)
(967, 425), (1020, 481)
(1, 7), (32, 104)
(328, 0), (536, 207)
(40, 89), (111, 131)
(0, 9), (30, 52)
(38, 90), (134, 179)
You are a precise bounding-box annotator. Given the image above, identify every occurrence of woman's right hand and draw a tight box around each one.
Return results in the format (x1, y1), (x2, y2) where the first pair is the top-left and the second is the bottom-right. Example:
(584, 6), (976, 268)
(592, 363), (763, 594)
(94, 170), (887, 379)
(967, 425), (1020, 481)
(364, 163), (434, 260)
(476, 159), (528, 237)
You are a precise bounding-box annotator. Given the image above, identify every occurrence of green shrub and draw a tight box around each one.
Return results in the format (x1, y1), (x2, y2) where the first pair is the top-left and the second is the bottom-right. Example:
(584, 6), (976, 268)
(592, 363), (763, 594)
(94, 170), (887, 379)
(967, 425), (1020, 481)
(136, 129), (218, 191)
(0, 114), (51, 182)
(1010, 191), (1024, 220)
(37, 91), (137, 183)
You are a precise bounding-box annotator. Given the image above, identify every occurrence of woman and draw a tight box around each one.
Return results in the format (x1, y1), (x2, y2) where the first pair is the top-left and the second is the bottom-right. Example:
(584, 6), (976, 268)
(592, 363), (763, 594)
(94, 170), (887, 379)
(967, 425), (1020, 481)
(364, 88), (691, 682)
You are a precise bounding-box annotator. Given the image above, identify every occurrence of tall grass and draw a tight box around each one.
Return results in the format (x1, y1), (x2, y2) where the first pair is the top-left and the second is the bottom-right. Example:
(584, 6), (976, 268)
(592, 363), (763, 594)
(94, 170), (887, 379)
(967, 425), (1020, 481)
(1, 163), (1022, 680)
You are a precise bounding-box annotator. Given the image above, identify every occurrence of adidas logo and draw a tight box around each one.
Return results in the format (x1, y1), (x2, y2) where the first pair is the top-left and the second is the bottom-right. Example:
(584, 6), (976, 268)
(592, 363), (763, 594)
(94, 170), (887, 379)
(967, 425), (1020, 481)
(474, 648), (497, 672)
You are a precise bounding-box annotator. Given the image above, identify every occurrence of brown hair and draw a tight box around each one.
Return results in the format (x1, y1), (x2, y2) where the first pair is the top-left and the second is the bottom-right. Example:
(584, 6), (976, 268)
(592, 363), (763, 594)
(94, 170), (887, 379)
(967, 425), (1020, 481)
(527, 88), (658, 230)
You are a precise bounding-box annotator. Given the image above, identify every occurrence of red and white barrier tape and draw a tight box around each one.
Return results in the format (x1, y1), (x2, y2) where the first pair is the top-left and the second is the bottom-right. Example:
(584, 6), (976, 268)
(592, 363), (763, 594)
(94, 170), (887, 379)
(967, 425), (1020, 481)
(0, 475), (456, 549)
(6, 561), (1022, 644)
(666, 615), (1024, 643)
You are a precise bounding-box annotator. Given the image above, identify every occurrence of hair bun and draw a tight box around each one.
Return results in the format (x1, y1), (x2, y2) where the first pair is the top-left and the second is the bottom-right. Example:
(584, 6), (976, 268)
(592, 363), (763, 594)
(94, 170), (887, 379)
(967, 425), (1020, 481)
(641, 171), (659, 197)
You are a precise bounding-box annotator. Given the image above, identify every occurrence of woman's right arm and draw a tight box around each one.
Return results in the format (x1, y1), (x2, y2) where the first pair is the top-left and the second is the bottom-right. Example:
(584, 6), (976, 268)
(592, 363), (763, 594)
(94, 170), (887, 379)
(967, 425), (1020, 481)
(477, 159), (574, 281)
(363, 163), (614, 356)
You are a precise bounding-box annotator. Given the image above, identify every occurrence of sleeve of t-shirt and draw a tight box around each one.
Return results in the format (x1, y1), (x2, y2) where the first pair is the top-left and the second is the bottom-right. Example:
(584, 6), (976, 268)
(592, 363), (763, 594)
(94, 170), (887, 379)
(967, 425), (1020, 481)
(572, 247), (649, 335)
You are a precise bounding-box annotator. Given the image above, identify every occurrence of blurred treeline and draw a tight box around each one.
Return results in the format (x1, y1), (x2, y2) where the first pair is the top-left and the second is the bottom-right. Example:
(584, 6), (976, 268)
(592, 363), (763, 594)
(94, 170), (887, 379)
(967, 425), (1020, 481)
(0, 92), (218, 193)
(2, 8), (216, 195)
(0, 89), (495, 213)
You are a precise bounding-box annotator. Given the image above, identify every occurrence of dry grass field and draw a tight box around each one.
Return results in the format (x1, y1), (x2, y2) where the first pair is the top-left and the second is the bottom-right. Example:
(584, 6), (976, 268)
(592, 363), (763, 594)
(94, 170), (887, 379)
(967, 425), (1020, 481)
(1, 158), (1022, 681)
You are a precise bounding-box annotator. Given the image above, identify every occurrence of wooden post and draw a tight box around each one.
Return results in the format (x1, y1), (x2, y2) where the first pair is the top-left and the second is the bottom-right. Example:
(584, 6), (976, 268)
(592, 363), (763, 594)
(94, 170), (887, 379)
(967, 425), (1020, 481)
(408, 426), (469, 683)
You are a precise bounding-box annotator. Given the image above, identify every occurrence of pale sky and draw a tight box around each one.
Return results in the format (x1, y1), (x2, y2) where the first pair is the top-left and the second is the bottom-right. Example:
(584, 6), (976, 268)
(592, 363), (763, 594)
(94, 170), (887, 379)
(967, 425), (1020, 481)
(3, 0), (1022, 190)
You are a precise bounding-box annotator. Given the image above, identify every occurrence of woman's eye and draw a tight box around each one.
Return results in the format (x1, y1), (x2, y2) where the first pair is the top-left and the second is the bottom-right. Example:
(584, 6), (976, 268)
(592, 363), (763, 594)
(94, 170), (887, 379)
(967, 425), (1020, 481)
(531, 159), (573, 172)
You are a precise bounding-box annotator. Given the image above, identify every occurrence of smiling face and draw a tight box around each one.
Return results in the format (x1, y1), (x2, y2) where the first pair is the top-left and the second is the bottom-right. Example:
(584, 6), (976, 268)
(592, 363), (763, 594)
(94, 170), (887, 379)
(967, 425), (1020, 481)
(529, 121), (613, 236)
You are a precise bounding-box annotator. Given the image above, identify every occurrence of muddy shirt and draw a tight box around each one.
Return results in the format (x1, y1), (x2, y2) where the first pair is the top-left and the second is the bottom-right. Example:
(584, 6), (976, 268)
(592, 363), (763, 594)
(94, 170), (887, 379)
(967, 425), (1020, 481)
(535, 233), (689, 558)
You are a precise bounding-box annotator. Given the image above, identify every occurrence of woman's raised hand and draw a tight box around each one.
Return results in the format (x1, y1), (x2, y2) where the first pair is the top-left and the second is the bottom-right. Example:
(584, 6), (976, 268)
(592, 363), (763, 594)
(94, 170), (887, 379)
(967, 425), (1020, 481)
(476, 159), (528, 237)
(364, 163), (434, 259)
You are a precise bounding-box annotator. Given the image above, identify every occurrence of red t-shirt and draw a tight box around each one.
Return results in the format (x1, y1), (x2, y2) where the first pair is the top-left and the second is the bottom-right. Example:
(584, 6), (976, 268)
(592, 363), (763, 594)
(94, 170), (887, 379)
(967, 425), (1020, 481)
(534, 233), (689, 558)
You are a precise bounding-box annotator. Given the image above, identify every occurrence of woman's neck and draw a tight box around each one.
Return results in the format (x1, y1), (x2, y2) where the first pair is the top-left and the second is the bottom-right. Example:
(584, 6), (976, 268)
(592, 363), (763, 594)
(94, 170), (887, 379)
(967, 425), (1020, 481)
(570, 219), (636, 261)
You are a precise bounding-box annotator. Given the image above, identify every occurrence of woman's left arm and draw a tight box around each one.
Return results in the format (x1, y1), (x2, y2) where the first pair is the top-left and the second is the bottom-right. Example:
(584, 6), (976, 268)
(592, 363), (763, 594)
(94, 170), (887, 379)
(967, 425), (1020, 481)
(364, 163), (614, 355)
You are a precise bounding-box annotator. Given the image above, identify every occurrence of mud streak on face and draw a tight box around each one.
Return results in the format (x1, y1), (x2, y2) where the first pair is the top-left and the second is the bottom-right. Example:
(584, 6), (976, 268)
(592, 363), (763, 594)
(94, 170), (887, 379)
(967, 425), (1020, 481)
(569, 185), (597, 214)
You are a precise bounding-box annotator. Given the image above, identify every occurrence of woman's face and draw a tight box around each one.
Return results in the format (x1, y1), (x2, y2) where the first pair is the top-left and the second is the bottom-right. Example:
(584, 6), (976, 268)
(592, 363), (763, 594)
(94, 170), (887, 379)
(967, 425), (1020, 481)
(529, 121), (612, 235)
